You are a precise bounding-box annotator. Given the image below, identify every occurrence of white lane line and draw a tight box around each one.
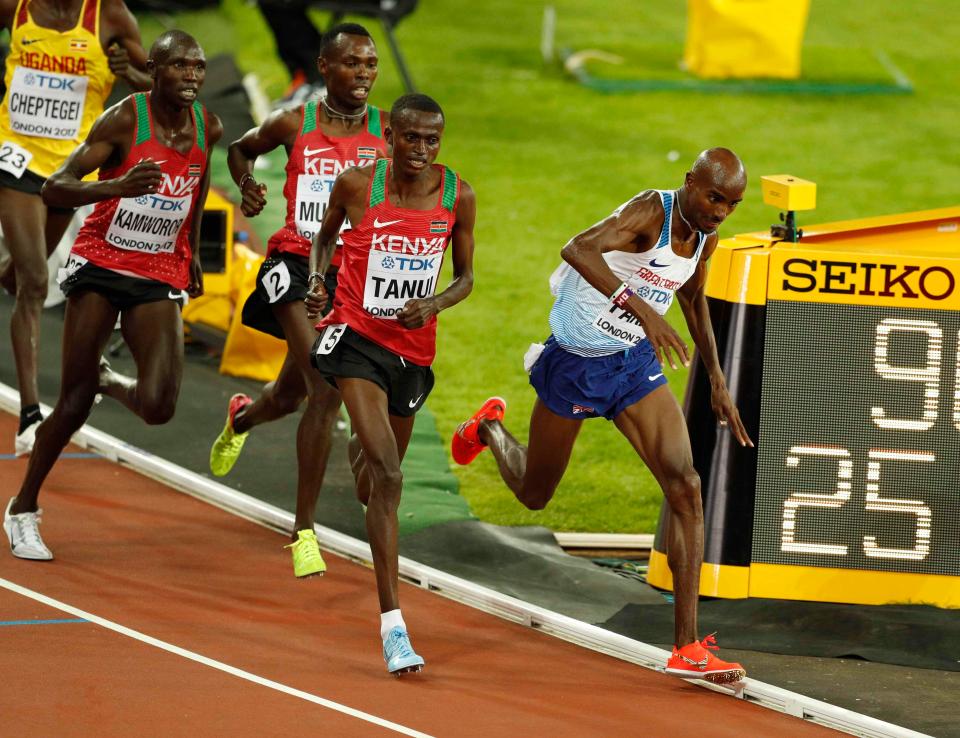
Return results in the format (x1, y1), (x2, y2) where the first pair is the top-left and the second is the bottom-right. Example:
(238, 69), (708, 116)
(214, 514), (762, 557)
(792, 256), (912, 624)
(0, 577), (434, 738)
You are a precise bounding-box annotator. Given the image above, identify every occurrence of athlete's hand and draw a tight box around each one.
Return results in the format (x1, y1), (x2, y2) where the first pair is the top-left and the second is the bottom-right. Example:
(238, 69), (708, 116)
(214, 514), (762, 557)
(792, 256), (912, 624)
(396, 297), (438, 329)
(107, 43), (133, 79)
(304, 281), (328, 320)
(635, 302), (690, 370)
(117, 159), (163, 197)
(240, 178), (267, 218)
(711, 384), (753, 448)
(188, 255), (204, 298)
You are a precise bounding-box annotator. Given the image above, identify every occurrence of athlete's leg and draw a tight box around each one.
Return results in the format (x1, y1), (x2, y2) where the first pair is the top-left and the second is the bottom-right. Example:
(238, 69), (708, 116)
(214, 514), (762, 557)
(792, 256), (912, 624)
(11, 291), (119, 513)
(338, 377), (412, 613)
(269, 300), (341, 536)
(613, 385), (702, 647)
(350, 411), (414, 507)
(232, 353), (306, 434)
(0, 189), (49, 409)
(477, 399), (583, 510)
(101, 300), (184, 425)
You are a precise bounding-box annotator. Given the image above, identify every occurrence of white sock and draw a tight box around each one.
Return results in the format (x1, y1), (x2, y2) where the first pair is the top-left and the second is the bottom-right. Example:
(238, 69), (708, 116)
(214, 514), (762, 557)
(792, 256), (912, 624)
(380, 609), (406, 640)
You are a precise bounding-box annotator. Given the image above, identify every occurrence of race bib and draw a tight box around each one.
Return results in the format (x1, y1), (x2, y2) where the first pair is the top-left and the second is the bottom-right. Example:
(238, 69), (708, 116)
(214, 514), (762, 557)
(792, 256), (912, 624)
(261, 260), (291, 303)
(104, 192), (193, 255)
(363, 248), (443, 320)
(294, 174), (353, 243)
(314, 323), (346, 355)
(593, 300), (646, 347)
(56, 252), (88, 285)
(0, 140), (33, 178)
(7, 66), (88, 140)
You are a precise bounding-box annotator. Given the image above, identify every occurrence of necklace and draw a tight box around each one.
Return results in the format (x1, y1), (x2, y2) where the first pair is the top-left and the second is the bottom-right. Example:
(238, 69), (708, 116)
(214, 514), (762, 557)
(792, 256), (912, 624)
(674, 190), (697, 234)
(321, 96), (367, 121)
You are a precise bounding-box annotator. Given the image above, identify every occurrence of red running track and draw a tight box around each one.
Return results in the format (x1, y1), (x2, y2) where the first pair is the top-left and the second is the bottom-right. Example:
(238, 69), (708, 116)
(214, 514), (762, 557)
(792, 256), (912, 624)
(0, 414), (837, 737)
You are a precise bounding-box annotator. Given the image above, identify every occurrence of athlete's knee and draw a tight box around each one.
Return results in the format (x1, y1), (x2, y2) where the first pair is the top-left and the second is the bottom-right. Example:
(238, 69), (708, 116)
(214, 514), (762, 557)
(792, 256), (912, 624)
(664, 469), (703, 519)
(518, 479), (559, 511)
(14, 266), (48, 303)
(139, 386), (178, 425)
(366, 459), (403, 504)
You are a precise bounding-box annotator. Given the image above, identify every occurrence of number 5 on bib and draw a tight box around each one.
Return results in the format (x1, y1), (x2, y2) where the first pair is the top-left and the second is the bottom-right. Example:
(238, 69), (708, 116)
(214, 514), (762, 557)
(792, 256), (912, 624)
(315, 323), (346, 356)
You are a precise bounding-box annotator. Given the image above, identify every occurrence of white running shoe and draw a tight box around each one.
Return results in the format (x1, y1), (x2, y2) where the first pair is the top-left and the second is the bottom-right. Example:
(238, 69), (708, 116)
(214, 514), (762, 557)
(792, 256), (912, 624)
(14, 419), (40, 457)
(3, 497), (53, 560)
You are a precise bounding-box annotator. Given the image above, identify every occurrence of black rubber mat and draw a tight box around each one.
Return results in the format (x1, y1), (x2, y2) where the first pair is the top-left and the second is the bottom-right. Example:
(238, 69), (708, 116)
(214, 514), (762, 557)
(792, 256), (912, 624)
(601, 598), (960, 672)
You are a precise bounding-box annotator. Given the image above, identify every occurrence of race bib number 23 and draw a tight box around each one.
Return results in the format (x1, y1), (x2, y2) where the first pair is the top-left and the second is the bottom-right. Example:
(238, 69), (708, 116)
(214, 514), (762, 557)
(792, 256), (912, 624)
(0, 141), (33, 179)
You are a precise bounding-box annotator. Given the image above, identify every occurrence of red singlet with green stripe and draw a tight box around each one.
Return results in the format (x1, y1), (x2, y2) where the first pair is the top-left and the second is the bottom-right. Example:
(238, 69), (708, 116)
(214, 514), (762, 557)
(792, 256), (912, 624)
(71, 92), (208, 289)
(267, 101), (387, 267)
(318, 158), (461, 365)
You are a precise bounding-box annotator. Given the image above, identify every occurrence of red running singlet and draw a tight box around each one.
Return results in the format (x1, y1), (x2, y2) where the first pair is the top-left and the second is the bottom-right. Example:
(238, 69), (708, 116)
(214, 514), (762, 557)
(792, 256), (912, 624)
(318, 158), (461, 366)
(71, 92), (209, 289)
(267, 100), (387, 267)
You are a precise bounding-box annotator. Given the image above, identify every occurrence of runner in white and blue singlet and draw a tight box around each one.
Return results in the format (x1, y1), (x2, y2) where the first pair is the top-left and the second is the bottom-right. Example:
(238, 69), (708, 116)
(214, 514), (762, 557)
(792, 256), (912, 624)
(452, 148), (754, 685)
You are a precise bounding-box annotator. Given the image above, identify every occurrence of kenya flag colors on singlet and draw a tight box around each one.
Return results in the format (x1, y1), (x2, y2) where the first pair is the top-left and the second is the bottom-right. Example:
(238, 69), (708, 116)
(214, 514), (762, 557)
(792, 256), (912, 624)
(70, 93), (208, 289)
(318, 158), (460, 366)
(267, 101), (387, 267)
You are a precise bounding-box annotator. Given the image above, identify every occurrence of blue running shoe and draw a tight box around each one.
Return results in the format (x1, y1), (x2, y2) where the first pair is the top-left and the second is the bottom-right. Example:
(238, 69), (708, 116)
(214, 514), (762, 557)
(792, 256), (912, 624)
(383, 627), (425, 675)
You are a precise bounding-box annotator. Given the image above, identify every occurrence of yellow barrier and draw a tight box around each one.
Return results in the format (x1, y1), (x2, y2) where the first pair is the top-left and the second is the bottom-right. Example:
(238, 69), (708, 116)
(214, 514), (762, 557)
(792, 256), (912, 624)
(684, 0), (811, 79)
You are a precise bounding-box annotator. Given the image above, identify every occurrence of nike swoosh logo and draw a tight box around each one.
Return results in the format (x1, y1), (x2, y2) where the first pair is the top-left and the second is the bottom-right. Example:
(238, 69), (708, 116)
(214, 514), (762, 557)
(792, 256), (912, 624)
(648, 373), (664, 381)
(408, 394), (423, 408)
(679, 655), (709, 668)
(303, 146), (334, 157)
(21, 39), (40, 46)
(649, 259), (670, 268)
(374, 218), (403, 228)
(168, 290), (183, 300)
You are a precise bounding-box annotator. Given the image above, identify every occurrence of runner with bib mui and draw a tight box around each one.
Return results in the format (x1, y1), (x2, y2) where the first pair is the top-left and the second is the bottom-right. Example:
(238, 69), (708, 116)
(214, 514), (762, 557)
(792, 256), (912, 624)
(3, 31), (222, 562)
(0, 0), (149, 457)
(208, 23), (388, 580)
(308, 93), (476, 676)
(452, 149), (754, 685)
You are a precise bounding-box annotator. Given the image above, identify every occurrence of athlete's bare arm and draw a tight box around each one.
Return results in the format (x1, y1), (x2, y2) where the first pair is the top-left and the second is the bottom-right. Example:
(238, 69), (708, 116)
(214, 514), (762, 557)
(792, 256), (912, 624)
(676, 235), (753, 447)
(304, 165), (372, 319)
(41, 99), (161, 209)
(101, 0), (151, 91)
(396, 180), (476, 330)
(184, 113), (223, 297)
(561, 191), (690, 369)
(227, 108), (302, 217)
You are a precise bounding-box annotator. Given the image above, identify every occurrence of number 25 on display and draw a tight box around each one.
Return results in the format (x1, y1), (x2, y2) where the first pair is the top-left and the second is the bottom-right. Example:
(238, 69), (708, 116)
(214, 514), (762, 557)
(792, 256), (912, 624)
(781, 317), (956, 562)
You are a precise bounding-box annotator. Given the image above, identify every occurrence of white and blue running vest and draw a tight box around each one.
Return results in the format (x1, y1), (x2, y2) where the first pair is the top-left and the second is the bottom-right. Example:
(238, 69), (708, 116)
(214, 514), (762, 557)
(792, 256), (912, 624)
(548, 190), (706, 357)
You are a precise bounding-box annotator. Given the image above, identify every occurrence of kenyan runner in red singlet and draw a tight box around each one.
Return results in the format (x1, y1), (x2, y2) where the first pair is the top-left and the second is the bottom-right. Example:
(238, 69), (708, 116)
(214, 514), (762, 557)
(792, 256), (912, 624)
(4, 31), (223, 563)
(308, 93), (477, 676)
(208, 23), (389, 581)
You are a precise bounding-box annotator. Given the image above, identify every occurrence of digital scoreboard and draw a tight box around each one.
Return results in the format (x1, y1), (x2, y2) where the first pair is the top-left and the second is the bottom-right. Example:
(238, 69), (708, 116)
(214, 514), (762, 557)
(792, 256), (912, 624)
(648, 206), (960, 607)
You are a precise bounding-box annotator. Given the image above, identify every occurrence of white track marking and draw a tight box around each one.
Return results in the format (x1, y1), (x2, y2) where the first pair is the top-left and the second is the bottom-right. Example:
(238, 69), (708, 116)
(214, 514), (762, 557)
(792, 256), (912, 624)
(0, 577), (434, 738)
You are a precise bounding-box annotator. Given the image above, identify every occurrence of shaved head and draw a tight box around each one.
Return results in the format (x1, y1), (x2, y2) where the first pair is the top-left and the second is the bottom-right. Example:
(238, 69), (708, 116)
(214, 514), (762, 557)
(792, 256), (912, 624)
(679, 147), (747, 233)
(689, 147), (746, 189)
(149, 30), (201, 64)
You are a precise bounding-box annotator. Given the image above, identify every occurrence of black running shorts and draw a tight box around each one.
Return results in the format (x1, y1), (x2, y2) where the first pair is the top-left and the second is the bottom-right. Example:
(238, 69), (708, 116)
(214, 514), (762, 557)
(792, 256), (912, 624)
(59, 257), (186, 311)
(310, 324), (433, 418)
(241, 252), (337, 339)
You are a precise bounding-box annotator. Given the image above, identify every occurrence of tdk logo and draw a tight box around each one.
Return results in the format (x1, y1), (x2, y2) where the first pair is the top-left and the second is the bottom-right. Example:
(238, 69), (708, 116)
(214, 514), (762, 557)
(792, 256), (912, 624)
(25, 72), (78, 90)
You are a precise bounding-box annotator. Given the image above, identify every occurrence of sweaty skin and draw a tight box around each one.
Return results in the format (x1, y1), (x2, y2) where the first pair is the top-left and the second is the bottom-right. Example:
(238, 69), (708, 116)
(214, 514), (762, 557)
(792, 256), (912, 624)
(478, 148), (751, 649)
(10, 32), (222, 518)
(311, 106), (476, 615)
(222, 30), (389, 539)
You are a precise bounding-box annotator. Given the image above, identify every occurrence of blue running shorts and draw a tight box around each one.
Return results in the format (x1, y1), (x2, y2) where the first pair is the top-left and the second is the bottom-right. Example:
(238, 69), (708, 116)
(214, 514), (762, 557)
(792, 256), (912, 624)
(528, 335), (668, 420)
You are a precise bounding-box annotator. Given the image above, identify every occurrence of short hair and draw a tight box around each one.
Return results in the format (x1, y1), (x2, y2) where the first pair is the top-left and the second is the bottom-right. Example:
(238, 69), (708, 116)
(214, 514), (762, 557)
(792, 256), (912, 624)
(149, 29), (200, 63)
(390, 93), (445, 125)
(319, 23), (373, 58)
